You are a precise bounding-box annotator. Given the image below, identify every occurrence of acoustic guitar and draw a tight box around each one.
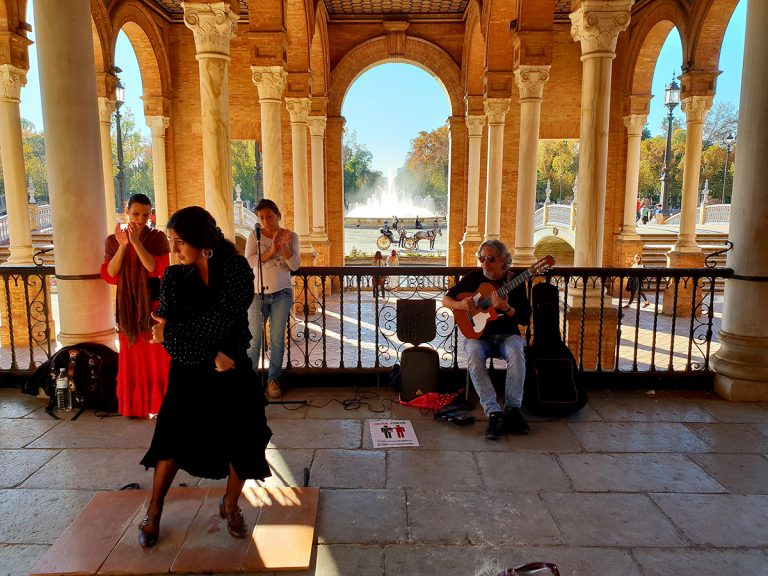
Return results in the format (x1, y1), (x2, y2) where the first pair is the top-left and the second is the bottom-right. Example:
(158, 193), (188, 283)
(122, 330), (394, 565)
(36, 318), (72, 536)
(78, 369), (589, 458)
(452, 255), (555, 339)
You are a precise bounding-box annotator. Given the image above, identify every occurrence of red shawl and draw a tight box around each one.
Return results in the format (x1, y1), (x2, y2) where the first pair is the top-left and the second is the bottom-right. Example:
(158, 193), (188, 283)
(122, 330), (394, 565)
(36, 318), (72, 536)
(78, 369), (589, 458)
(105, 227), (169, 345)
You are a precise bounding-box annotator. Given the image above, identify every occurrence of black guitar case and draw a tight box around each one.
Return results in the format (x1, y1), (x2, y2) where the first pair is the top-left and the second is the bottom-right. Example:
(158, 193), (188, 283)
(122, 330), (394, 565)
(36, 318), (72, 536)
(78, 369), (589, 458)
(523, 282), (587, 416)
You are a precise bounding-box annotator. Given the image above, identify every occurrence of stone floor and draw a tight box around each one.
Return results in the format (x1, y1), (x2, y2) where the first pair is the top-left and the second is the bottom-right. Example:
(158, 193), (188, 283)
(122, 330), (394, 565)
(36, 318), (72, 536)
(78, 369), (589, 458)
(1, 386), (768, 576)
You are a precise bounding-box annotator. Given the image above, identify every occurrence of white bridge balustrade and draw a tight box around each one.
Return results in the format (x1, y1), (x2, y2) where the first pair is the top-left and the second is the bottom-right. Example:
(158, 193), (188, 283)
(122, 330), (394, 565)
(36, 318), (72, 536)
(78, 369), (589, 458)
(0, 203), (53, 244)
(664, 204), (731, 226)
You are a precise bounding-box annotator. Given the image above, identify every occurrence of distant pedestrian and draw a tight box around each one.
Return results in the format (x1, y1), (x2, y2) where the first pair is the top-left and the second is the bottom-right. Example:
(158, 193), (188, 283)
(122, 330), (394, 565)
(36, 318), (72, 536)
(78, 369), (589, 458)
(624, 253), (649, 309)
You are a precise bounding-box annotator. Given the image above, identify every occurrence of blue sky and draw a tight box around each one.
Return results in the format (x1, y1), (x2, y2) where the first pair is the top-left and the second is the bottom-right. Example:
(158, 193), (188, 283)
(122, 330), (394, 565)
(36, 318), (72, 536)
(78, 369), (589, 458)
(19, 0), (746, 174)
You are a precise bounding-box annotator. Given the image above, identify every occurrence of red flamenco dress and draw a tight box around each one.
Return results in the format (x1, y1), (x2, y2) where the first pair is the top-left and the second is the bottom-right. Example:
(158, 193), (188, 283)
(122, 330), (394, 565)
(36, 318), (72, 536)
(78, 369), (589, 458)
(101, 228), (171, 417)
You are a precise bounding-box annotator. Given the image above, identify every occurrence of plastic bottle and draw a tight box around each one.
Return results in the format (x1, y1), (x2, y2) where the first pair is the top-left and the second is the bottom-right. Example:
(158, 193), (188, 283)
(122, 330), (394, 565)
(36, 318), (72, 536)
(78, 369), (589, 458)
(55, 368), (71, 411)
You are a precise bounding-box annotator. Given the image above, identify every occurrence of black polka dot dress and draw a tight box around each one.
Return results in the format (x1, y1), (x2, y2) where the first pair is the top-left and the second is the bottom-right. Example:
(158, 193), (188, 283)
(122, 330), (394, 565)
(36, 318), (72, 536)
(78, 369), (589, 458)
(140, 252), (272, 481)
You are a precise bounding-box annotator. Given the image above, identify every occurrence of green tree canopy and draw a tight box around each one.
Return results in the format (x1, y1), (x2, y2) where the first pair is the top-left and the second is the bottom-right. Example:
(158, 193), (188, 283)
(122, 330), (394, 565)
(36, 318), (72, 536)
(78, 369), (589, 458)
(537, 139), (579, 203)
(403, 123), (449, 213)
(343, 130), (382, 209)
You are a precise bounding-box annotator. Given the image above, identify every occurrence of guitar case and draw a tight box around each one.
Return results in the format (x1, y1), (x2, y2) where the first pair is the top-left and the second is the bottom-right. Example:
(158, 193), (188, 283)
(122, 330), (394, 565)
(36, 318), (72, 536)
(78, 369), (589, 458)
(523, 282), (587, 416)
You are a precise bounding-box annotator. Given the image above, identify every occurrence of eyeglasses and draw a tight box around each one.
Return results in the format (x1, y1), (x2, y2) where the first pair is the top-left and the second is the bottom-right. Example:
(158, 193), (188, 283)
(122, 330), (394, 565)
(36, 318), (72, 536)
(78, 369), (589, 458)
(477, 255), (497, 264)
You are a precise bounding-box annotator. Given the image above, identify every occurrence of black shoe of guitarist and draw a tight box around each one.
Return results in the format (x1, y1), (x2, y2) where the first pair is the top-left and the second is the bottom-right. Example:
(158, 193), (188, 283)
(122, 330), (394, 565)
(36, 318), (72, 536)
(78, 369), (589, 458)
(503, 407), (529, 435)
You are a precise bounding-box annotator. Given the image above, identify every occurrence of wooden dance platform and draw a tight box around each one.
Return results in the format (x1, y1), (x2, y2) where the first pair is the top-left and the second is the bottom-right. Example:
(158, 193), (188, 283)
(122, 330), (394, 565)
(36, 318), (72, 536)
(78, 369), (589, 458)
(31, 486), (320, 575)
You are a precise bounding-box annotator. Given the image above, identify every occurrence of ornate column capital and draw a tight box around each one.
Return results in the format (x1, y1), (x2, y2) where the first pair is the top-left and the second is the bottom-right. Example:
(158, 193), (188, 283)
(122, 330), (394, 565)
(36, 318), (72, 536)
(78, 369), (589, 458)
(182, 2), (237, 59)
(251, 65), (287, 101)
(97, 97), (116, 124)
(681, 95), (713, 124)
(285, 97), (312, 124)
(0, 64), (26, 102)
(484, 98), (510, 125)
(146, 115), (171, 137)
(466, 115), (485, 137)
(514, 65), (550, 101)
(570, 0), (633, 57)
(623, 114), (647, 136)
(307, 115), (327, 137)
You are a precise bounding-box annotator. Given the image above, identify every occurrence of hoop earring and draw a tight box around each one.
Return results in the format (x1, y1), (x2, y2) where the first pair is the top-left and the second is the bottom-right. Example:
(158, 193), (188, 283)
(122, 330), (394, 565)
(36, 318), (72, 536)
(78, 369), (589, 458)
(202, 247), (213, 259)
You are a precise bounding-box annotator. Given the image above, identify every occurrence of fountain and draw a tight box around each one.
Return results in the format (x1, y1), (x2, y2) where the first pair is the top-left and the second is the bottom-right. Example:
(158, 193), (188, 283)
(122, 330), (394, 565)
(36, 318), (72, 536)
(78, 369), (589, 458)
(346, 169), (436, 219)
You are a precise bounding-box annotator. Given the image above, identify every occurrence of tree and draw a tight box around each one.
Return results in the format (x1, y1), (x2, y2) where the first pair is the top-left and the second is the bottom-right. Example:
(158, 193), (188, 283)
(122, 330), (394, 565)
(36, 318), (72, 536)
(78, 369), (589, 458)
(231, 140), (257, 205)
(343, 130), (382, 208)
(404, 123), (449, 213)
(111, 107), (154, 205)
(537, 139), (579, 202)
(22, 119), (49, 203)
(703, 101), (738, 146)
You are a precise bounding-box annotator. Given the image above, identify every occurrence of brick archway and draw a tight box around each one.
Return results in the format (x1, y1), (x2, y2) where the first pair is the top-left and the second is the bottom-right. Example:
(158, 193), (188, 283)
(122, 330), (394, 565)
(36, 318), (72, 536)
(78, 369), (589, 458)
(328, 36), (462, 117)
(688, 0), (740, 71)
(111, 0), (172, 117)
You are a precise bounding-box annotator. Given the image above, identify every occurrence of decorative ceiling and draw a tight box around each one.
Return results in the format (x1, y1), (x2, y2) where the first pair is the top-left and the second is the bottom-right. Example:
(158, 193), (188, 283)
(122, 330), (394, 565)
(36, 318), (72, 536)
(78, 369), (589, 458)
(144, 0), (573, 21)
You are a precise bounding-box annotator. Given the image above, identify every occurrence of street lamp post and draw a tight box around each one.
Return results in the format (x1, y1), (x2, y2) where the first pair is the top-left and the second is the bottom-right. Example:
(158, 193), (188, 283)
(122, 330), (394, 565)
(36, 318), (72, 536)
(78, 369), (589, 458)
(658, 73), (680, 219)
(721, 132), (735, 204)
(114, 70), (126, 212)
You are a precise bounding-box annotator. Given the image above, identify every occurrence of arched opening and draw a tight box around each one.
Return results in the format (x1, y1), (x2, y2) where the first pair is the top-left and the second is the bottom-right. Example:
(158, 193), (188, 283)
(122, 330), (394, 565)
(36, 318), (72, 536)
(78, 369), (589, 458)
(340, 62), (451, 265)
(535, 236), (574, 267)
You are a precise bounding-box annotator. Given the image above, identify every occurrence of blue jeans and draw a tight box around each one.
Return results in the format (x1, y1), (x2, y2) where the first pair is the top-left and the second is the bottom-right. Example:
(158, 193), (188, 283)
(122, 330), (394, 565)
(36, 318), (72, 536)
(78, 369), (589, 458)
(248, 288), (293, 381)
(465, 334), (526, 415)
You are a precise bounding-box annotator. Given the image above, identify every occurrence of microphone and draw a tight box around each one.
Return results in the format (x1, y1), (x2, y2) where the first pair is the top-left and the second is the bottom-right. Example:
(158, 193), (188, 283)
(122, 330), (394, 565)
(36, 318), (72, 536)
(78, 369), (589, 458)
(255, 222), (261, 240)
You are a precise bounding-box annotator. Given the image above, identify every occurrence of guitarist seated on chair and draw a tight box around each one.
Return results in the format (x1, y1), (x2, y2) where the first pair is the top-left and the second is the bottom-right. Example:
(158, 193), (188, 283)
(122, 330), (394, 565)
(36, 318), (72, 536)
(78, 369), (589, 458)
(442, 239), (531, 440)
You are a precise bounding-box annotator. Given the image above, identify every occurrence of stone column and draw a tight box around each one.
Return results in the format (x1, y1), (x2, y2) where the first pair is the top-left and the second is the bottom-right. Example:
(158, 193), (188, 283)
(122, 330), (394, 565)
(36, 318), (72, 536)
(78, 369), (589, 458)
(570, 0), (631, 267)
(513, 65), (550, 266)
(483, 98), (510, 241)
(620, 114), (645, 240)
(285, 97), (315, 264)
(252, 66), (287, 210)
(34, 0), (114, 347)
(96, 97), (118, 232)
(567, 0), (632, 368)
(447, 115), (466, 267)
(146, 115), (170, 230)
(307, 115), (330, 265)
(672, 95), (712, 254)
(0, 64), (34, 264)
(460, 115), (485, 265)
(183, 1), (237, 239)
(712, 0), (768, 400)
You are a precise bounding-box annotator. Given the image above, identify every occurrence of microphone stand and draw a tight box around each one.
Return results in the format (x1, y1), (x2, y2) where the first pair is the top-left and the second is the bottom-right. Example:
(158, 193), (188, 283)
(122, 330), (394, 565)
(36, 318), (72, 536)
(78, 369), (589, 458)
(255, 224), (305, 407)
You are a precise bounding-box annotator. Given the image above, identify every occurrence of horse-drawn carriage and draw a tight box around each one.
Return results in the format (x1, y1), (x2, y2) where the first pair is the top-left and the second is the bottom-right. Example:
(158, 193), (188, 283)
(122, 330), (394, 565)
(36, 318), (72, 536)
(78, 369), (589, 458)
(377, 226), (441, 250)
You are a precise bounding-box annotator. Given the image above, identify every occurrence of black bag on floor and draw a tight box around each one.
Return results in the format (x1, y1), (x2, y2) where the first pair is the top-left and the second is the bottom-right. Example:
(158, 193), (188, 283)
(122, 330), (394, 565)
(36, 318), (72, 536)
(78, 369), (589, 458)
(27, 343), (118, 414)
(524, 282), (587, 416)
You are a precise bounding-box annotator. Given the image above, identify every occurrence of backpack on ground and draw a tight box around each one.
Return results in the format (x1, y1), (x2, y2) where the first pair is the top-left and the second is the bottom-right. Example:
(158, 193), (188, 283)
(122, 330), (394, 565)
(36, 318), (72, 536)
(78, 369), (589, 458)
(523, 282), (587, 417)
(26, 343), (118, 415)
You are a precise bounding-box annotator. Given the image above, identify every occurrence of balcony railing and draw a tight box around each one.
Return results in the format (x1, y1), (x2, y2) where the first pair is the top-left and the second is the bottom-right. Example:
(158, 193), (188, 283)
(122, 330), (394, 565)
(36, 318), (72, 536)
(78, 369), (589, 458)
(0, 264), (734, 391)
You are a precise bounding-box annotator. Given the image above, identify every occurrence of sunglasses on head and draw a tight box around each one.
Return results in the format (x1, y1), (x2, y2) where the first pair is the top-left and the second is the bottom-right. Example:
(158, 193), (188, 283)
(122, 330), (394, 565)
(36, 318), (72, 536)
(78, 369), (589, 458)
(477, 255), (497, 264)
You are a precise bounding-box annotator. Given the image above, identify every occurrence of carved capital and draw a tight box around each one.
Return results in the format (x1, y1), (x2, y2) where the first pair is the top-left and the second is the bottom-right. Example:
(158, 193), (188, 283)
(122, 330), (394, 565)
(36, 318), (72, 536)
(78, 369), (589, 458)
(623, 114), (646, 136)
(251, 65), (287, 101)
(465, 115), (486, 138)
(681, 95), (713, 124)
(97, 97), (116, 124)
(0, 64), (26, 101)
(285, 97), (312, 124)
(307, 115), (327, 137)
(484, 98), (510, 125)
(514, 65), (550, 101)
(182, 2), (237, 58)
(570, 0), (633, 57)
(146, 115), (171, 137)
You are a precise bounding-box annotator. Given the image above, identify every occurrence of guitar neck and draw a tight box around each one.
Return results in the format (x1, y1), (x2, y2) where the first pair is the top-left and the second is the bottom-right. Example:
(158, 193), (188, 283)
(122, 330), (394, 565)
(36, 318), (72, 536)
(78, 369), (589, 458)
(478, 268), (533, 308)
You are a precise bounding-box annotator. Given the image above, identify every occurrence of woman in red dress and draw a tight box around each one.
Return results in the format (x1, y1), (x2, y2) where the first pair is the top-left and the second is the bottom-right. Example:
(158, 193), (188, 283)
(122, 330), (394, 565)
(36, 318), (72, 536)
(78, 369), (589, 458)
(101, 193), (171, 417)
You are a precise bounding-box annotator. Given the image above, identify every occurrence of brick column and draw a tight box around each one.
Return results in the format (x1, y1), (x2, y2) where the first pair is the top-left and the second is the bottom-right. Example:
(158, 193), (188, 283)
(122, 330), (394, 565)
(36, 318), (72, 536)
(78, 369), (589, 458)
(34, 0), (114, 347)
(568, 0), (632, 368)
(483, 98), (510, 241)
(0, 65), (34, 265)
(325, 116), (345, 268)
(97, 97), (117, 232)
(460, 115), (485, 265)
(285, 97), (315, 265)
(146, 116), (170, 231)
(252, 66), (287, 210)
(447, 115), (466, 267)
(183, 1), (237, 239)
(513, 65), (550, 267)
(712, 0), (768, 400)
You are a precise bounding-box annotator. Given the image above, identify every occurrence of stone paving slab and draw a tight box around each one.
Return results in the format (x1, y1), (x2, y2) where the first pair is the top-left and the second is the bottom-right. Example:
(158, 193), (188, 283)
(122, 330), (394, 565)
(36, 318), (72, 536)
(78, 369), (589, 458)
(310, 449), (386, 488)
(386, 450), (480, 489)
(686, 422), (768, 452)
(588, 395), (718, 422)
(631, 548), (768, 576)
(689, 453), (768, 494)
(314, 489), (406, 544)
(0, 449), (58, 488)
(697, 399), (768, 422)
(268, 419), (361, 450)
(475, 452), (572, 492)
(0, 394), (47, 418)
(651, 493), (768, 547)
(567, 421), (711, 452)
(26, 416), (154, 449)
(541, 493), (687, 547)
(0, 418), (59, 449)
(557, 453), (726, 493)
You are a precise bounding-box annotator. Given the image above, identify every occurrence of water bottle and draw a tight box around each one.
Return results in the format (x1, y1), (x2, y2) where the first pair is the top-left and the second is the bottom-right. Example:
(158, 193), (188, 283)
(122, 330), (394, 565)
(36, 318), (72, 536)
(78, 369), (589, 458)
(55, 368), (71, 411)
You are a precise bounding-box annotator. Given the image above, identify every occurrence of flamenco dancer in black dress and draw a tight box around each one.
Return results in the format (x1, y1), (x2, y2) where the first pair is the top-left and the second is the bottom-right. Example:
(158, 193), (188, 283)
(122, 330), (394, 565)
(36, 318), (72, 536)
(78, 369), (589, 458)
(138, 206), (272, 548)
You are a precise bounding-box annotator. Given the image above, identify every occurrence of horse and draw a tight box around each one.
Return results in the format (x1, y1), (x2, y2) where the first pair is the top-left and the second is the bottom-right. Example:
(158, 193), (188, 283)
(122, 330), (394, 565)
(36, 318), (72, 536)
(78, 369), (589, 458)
(411, 227), (442, 249)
